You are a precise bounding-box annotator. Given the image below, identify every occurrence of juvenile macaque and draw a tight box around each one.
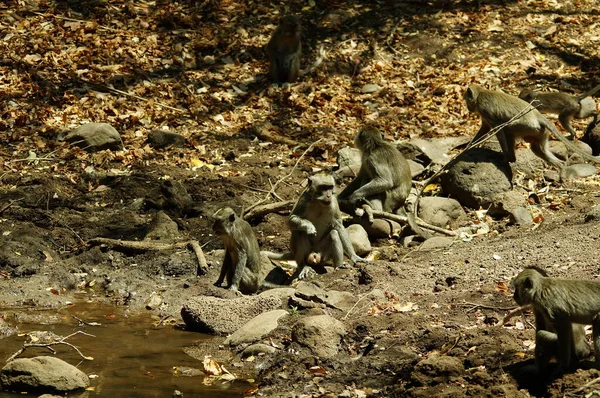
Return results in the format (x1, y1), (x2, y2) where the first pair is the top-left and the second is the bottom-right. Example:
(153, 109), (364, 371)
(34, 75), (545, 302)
(519, 84), (600, 139)
(212, 207), (261, 294)
(337, 125), (428, 238)
(464, 84), (600, 180)
(512, 267), (600, 373)
(269, 175), (367, 282)
(266, 16), (301, 84)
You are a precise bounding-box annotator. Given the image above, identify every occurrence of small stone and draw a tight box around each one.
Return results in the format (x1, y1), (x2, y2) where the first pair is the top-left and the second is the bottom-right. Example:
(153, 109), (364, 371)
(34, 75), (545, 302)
(564, 163), (597, 179)
(346, 224), (371, 255)
(361, 84), (381, 94)
(509, 207), (533, 225)
(147, 130), (185, 149)
(65, 122), (123, 151)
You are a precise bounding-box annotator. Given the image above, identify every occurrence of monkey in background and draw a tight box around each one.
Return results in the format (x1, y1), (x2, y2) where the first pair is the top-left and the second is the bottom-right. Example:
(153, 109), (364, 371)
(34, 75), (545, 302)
(519, 84), (600, 139)
(512, 267), (600, 374)
(337, 125), (429, 239)
(463, 84), (600, 180)
(266, 15), (301, 84)
(266, 174), (367, 282)
(212, 207), (261, 294)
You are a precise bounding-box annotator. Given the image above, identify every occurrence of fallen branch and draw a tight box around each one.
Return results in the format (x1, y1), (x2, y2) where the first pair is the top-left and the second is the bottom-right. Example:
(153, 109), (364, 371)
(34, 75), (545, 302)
(0, 198), (24, 215)
(243, 200), (295, 221)
(566, 375), (600, 396)
(88, 238), (208, 275)
(6, 331), (95, 363)
(454, 301), (518, 313)
(252, 122), (299, 146)
(496, 305), (532, 327)
(370, 210), (457, 236)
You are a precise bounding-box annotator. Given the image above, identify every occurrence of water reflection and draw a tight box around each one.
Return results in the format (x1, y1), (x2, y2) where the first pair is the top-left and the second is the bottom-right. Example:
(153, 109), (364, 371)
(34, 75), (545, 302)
(0, 303), (246, 397)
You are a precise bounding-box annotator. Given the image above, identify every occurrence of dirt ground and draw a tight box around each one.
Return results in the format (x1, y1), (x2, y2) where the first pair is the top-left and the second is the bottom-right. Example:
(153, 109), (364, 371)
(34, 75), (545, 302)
(2, 0), (600, 397)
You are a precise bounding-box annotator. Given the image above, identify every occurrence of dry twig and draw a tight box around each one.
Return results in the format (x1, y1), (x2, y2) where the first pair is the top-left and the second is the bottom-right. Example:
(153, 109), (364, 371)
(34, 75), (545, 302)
(6, 331), (95, 363)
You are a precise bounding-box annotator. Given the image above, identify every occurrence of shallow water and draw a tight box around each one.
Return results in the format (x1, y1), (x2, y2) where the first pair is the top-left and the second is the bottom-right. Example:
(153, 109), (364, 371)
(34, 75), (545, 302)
(0, 303), (247, 397)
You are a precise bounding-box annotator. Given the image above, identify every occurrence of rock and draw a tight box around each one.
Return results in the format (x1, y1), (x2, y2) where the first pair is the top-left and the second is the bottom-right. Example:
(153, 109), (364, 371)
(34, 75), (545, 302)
(291, 315), (346, 358)
(396, 142), (430, 165)
(361, 84), (381, 94)
(440, 148), (512, 210)
(224, 309), (288, 346)
(147, 129), (185, 149)
(360, 218), (402, 239)
(0, 318), (16, 339)
(408, 137), (469, 166)
(0, 356), (89, 393)
(145, 211), (180, 240)
(417, 197), (466, 228)
(508, 207), (533, 226)
(145, 293), (163, 310)
(146, 180), (195, 215)
(336, 147), (361, 169)
(346, 224), (371, 255)
(418, 236), (455, 251)
(242, 343), (278, 357)
(564, 163), (597, 179)
(411, 354), (464, 386)
(583, 122), (600, 155)
(294, 281), (357, 311)
(585, 205), (600, 222)
(488, 190), (527, 216)
(181, 289), (293, 334)
(65, 122), (123, 151)
(407, 159), (425, 178)
(550, 140), (593, 161)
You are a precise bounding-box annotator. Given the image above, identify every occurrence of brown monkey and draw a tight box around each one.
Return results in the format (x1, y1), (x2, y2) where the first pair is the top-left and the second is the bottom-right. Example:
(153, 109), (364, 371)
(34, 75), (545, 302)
(512, 267), (600, 374)
(267, 174), (367, 282)
(212, 207), (261, 294)
(337, 125), (429, 238)
(464, 84), (600, 180)
(519, 84), (600, 139)
(266, 16), (301, 83)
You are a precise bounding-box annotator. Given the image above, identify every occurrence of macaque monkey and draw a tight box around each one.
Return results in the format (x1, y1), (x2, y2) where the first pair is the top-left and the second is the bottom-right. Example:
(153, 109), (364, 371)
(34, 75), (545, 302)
(464, 84), (600, 180)
(512, 267), (600, 374)
(519, 84), (600, 139)
(266, 16), (301, 83)
(266, 175), (367, 282)
(212, 207), (261, 294)
(337, 125), (429, 238)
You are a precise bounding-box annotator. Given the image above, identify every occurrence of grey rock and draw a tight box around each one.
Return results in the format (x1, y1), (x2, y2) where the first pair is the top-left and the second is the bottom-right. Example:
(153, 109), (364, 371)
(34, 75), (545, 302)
(440, 148), (512, 210)
(360, 218), (402, 239)
(145, 211), (180, 240)
(291, 315), (346, 358)
(294, 281), (356, 311)
(409, 137), (469, 166)
(361, 84), (381, 94)
(147, 129), (185, 149)
(585, 205), (600, 223)
(336, 147), (361, 169)
(418, 236), (455, 251)
(488, 190), (527, 216)
(564, 163), (597, 179)
(224, 309), (288, 346)
(346, 224), (371, 255)
(241, 343), (278, 357)
(396, 142), (430, 165)
(0, 356), (89, 393)
(550, 140), (593, 161)
(66, 122), (122, 151)
(417, 197), (466, 228)
(407, 159), (425, 178)
(181, 289), (292, 335)
(509, 207), (533, 226)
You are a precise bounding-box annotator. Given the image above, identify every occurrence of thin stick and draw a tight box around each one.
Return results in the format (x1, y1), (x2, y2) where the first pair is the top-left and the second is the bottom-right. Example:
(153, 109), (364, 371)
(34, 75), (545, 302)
(566, 375), (600, 396)
(0, 198), (24, 214)
(243, 200), (295, 221)
(188, 240), (209, 276)
(454, 301), (518, 313)
(496, 305), (532, 327)
(370, 209), (457, 236)
(244, 139), (323, 216)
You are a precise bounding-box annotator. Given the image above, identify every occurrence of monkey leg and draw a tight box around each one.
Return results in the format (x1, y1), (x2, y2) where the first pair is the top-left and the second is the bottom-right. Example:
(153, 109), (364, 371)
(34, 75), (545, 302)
(558, 111), (577, 139)
(498, 131), (517, 163)
(530, 136), (565, 179)
(238, 267), (260, 295)
(289, 231), (313, 282)
(535, 330), (558, 373)
(554, 317), (575, 372)
(324, 229), (345, 269)
(229, 251), (248, 291)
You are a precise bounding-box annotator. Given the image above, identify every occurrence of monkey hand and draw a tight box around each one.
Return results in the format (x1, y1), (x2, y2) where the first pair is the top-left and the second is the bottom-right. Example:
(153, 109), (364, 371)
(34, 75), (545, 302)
(305, 224), (317, 236)
(351, 255), (371, 264)
(229, 285), (243, 296)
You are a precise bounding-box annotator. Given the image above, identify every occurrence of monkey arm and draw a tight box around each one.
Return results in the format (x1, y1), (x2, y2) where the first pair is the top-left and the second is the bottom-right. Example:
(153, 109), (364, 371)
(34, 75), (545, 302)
(338, 175), (364, 200)
(215, 251), (232, 286)
(289, 215), (316, 235)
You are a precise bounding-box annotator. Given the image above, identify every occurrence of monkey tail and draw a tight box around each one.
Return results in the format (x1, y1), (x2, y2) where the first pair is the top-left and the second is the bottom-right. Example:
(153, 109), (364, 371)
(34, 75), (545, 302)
(547, 122), (600, 164)
(261, 251), (295, 261)
(577, 83), (600, 101)
(407, 210), (432, 240)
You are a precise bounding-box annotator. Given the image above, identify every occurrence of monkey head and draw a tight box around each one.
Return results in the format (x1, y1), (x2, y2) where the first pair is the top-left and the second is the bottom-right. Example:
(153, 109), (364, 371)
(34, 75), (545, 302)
(308, 175), (335, 205)
(278, 15), (300, 35)
(463, 84), (481, 112)
(212, 207), (237, 236)
(518, 88), (536, 102)
(512, 267), (546, 306)
(306, 252), (322, 266)
(354, 125), (383, 153)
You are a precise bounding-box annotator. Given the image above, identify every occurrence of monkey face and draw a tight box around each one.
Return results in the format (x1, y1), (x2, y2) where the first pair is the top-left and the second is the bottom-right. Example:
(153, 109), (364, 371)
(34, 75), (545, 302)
(212, 208), (236, 236)
(463, 85), (478, 112)
(512, 271), (538, 306)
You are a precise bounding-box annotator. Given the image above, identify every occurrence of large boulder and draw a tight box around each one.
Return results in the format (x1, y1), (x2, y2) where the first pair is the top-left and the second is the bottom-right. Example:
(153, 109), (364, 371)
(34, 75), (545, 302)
(291, 315), (346, 358)
(1, 356), (89, 393)
(65, 122), (123, 151)
(224, 309), (288, 346)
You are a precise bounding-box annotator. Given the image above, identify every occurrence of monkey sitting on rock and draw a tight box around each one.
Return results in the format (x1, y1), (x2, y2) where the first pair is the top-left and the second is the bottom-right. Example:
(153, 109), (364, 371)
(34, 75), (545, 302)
(519, 84), (600, 139)
(265, 174), (368, 282)
(512, 267), (600, 374)
(464, 84), (600, 181)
